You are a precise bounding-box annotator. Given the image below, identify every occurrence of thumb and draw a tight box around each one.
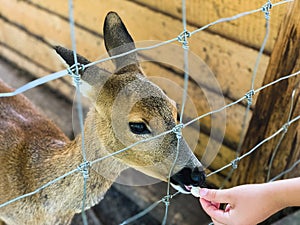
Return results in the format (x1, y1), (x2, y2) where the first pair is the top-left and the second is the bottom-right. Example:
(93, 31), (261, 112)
(200, 188), (231, 203)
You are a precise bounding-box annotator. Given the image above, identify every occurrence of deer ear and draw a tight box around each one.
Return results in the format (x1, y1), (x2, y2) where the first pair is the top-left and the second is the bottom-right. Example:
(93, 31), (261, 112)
(54, 45), (109, 84)
(54, 46), (110, 99)
(104, 12), (139, 73)
(54, 45), (90, 66)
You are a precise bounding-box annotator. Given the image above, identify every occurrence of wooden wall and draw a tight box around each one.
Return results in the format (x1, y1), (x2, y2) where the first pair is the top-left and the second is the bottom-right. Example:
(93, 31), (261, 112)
(0, 0), (291, 187)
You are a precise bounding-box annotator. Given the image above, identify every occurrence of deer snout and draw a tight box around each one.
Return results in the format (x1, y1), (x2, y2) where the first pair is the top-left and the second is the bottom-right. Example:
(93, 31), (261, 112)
(170, 167), (206, 194)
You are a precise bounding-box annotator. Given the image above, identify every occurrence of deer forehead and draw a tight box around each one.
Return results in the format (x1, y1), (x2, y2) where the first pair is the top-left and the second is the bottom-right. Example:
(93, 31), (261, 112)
(96, 73), (177, 122)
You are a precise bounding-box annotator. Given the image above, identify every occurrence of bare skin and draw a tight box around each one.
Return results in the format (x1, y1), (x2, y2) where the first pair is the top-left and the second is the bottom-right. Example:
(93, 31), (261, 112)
(199, 177), (300, 225)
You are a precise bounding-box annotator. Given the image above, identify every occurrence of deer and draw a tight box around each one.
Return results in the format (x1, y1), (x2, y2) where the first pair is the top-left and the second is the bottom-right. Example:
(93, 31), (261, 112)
(0, 12), (206, 225)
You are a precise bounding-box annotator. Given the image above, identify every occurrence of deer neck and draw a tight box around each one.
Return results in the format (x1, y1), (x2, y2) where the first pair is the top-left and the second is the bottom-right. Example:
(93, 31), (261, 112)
(48, 107), (129, 212)
(81, 108), (128, 172)
(75, 106), (128, 186)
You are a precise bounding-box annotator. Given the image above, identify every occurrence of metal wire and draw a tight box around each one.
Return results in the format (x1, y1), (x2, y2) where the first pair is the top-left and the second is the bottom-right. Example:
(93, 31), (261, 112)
(68, 0), (89, 224)
(0, 1), (298, 225)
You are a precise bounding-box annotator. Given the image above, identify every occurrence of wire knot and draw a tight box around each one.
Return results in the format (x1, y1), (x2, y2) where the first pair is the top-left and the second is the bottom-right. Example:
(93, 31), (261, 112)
(245, 89), (255, 106)
(67, 63), (86, 86)
(231, 158), (240, 170)
(262, 1), (272, 20)
(78, 161), (90, 179)
(177, 30), (191, 49)
(161, 195), (172, 206)
(172, 123), (184, 139)
(282, 122), (290, 133)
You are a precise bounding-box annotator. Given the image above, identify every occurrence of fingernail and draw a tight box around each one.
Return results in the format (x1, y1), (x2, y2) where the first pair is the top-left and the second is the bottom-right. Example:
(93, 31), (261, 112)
(200, 188), (208, 197)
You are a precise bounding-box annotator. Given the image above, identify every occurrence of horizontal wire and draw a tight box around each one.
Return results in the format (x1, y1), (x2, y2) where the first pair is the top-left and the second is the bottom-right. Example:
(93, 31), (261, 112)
(87, 0), (293, 70)
(0, 69), (68, 97)
(90, 129), (172, 166)
(0, 168), (79, 209)
(86, 38), (177, 68)
(255, 70), (300, 93)
(120, 192), (180, 225)
(119, 201), (162, 225)
(190, 0), (293, 36)
(207, 114), (300, 177)
(269, 158), (300, 182)
(184, 97), (245, 127)
(185, 69), (300, 127)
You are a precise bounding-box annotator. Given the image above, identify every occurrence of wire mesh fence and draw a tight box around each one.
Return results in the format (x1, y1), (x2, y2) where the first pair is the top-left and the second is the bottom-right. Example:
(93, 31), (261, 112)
(0, 0), (299, 225)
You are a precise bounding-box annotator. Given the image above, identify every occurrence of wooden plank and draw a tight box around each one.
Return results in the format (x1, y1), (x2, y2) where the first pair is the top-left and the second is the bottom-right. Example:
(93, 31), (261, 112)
(0, 19), (63, 72)
(0, 0), (104, 63)
(0, 0), (267, 140)
(132, 0), (290, 53)
(10, 0), (269, 101)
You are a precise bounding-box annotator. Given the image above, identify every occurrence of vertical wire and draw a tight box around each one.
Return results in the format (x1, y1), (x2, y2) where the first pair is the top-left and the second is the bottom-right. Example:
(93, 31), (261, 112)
(68, 0), (87, 163)
(68, 0), (88, 224)
(219, 2), (272, 188)
(251, 19), (270, 90)
(267, 88), (296, 181)
(162, 0), (189, 224)
(179, 0), (190, 123)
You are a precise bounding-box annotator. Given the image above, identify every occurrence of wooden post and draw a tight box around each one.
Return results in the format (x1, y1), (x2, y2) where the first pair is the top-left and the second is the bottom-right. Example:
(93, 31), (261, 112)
(231, 0), (300, 185)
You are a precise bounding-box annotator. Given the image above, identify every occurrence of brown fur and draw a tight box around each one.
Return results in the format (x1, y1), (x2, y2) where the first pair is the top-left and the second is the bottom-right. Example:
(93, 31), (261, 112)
(0, 12), (203, 225)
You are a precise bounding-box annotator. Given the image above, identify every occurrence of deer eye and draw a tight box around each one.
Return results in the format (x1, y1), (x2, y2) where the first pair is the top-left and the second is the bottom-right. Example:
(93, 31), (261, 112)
(129, 122), (151, 135)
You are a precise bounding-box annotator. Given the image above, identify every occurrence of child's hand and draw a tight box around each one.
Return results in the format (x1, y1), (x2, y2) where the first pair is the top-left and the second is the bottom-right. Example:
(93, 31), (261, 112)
(199, 183), (286, 225)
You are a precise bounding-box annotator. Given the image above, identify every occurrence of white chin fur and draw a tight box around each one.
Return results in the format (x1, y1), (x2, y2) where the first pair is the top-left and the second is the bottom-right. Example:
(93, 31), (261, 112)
(170, 183), (201, 198)
(170, 183), (190, 194)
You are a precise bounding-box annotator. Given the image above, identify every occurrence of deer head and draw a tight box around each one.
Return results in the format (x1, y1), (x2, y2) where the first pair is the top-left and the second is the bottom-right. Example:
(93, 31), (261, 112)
(55, 11), (205, 194)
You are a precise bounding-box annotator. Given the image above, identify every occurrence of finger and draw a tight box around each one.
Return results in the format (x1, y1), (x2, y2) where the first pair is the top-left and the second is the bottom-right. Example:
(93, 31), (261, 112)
(211, 201), (220, 209)
(200, 198), (231, 224)
(200, 198), (217, 211)
(200, 188), (231, 203)
(224, 204), (231, 212)
(212, 218), (227, 225)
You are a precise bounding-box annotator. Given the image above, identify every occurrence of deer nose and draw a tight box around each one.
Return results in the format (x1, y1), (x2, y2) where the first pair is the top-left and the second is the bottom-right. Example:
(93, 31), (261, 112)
(191, 167), (206, 186)
(170, 167), (206, 192)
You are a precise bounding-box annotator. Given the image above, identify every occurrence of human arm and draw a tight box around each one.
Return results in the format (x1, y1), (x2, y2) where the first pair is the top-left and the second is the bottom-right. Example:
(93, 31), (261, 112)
(199, 177), (300, 225)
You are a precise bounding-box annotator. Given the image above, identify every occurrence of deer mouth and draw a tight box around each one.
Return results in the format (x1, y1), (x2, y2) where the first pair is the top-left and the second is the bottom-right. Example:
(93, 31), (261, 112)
(170, 167), (206, 196)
